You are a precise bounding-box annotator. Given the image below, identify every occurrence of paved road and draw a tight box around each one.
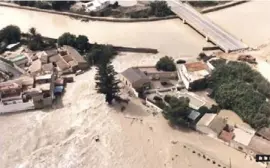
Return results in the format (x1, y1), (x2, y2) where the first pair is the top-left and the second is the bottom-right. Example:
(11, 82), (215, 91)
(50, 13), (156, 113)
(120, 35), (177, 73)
(168, 0), (249, 53)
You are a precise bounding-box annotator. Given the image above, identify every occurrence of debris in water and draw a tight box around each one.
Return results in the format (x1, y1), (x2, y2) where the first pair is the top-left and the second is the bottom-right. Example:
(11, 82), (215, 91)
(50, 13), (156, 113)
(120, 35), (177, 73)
(171, 140), (178, 144)
(94, 135), (100, 142)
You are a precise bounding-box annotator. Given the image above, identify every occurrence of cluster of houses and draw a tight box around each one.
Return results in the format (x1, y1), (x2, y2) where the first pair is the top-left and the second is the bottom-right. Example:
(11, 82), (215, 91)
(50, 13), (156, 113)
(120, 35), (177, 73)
(119, 61), (212, 95)
(197, 112), (270, 160)
(0, 44), (88, 114)
(119, 59), (270, 162)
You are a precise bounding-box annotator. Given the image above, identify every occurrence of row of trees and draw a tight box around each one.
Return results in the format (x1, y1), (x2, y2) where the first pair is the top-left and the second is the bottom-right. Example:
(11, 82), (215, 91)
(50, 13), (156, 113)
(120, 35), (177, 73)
(14, 1), (75, 10)
(209, 61), (270, 129)
(57, 32), (117, 65)
(57, 33), (89, 53)
(189, 1), (230, 8)
(0, 25), (55, 52)
(95, 58), (120, 104)
(149, 1), (174, 17)
(129, 1), (174, 18)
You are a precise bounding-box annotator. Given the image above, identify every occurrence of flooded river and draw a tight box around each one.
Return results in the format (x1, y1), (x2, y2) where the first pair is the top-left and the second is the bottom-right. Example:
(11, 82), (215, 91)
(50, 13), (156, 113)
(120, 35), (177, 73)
(0, 2), (269, 168)
(0, 6), (207, 57)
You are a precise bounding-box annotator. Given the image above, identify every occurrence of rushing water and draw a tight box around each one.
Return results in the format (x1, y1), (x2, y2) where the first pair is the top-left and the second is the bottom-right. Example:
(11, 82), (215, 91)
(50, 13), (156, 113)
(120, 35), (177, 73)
(0, 6), (208, 57)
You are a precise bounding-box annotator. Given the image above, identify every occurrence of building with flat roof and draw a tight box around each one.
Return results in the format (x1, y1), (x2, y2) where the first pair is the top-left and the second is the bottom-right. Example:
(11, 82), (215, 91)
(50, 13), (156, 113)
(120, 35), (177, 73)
(248, 135), (270, 155)
(177, 61), (212, 90)
(228, 124), (256, 154)
(32, 73), (56, 109)
(256, 127), (270, 141)
(208, 116), (227, 136)
(233, 124), (255, 146)
(9, 54), (28, 68)
(196, 113), (218, 137)
(137, 66), (178, 80)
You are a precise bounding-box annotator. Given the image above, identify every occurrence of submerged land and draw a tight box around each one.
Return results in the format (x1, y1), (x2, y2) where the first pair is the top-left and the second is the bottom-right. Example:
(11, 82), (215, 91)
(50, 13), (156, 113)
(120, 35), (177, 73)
(1, 1), (270, 168)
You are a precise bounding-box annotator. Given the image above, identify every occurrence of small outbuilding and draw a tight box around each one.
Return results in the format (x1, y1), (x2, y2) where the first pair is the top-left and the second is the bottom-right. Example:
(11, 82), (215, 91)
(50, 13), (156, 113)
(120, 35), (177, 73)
(196, 113), (218, 137)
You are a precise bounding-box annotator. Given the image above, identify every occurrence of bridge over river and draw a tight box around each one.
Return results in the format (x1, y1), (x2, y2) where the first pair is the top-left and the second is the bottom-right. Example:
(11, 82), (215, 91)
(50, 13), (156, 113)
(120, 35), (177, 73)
(168, 0), (249, 53)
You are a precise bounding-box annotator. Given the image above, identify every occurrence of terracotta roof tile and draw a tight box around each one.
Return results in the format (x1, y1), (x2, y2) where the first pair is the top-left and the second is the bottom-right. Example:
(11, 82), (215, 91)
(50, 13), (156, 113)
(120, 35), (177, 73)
(185, 61), (208, 72)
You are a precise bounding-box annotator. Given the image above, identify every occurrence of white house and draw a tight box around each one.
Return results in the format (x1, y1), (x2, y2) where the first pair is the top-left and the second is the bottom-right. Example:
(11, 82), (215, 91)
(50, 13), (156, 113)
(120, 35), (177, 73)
(83, 0), (110, 12)
(177, 61), (212, 90)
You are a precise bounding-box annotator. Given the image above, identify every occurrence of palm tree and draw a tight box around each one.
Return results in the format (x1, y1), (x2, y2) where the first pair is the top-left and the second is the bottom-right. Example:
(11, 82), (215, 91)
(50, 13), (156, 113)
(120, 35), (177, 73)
(29, 27), (37, 37)
(27, 27), (44, 51)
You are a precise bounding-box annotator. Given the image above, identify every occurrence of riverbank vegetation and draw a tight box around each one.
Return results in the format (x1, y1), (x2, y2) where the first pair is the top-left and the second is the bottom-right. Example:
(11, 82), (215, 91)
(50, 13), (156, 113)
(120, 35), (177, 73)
(0, 25), (21, 45)
(57, 33), (90, 53)
(12, 1), (174, 19)
(13, 1), (75, 10)
(209, 60), (270, 129)
(189, 1), (231, 9)
(156, 56), (176, 71)
(0, 25), (117, 65)
(0, 25), (55, 52)
(57, 32), (117, 65)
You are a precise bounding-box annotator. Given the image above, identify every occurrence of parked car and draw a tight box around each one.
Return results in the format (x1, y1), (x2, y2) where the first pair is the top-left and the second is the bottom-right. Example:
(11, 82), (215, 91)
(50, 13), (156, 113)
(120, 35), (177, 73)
(176, 59), (186, 64)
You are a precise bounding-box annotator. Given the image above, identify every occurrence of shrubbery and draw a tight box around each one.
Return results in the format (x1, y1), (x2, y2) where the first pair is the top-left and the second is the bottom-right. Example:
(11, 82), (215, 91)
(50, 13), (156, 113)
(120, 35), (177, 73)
(209, 61), (270, 129)
(0, 25), (21, 44)
(14, 1), (75, 11)
(149, 1), (174, 17)
(85, 43), (116, 65)
(156, 56), (176, 71)
(58, 33), (90, 53)
(163, 95), (191, 125)
(189, 1), (230, 8)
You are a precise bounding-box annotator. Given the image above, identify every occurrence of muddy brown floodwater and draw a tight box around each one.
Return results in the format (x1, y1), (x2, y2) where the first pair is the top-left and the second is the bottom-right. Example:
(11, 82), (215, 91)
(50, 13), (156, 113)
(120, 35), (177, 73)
(0, 6), (208, 57)
(1, 2), (270, 168)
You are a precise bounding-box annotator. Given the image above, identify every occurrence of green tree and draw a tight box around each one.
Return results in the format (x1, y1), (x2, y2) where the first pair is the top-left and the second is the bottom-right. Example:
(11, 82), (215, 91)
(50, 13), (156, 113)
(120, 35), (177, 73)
(95, 59), (120, 104)
(76, 35), (89, 53)
(149, 1), (173, 17)
(27, 27), (45, 51)
(51, 1), (75, 10)
(156, 56), (176, 71)
(163, 95), (190, 125)
(209, 60), (270, 129)
(86, 44), (116, 65)
(57, 32), (76, 47)
(198, 106), (210, 114)
(0, 25), (21, 44)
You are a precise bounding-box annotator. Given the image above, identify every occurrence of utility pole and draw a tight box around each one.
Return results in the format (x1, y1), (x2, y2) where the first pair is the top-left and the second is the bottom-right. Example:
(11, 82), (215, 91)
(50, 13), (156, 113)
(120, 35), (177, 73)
(229, 158), (232, 168)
